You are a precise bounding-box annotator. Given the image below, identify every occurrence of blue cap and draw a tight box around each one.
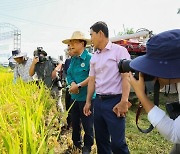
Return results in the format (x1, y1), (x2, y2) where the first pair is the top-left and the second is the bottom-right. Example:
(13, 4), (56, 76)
(130, 29), (180, 78)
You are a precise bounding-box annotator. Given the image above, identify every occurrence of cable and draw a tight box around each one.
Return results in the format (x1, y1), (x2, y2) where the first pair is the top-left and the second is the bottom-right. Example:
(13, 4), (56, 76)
(0, 13), (79, 30)
(0, 0), (47, 8)
(0, 0), (59, 11)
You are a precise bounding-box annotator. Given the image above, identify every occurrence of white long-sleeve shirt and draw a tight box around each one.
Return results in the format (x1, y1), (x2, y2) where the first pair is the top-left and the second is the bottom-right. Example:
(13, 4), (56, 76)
(177, 83), (180, 102)
(148, 106), (180, 143)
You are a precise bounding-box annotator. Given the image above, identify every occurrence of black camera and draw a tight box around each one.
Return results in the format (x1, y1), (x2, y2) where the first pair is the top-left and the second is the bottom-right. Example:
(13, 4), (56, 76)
(118, 59), (155, 81)
(34, 47), (47, 63)
(166, 102), (180, 120)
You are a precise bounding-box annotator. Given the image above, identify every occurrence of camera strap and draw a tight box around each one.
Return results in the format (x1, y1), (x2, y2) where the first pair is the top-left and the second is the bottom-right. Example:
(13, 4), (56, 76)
(136, 80), (160, 133)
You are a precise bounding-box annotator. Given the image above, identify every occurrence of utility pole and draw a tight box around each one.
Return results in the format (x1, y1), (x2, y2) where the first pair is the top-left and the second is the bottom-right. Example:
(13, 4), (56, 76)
(0, 23), (21, 51)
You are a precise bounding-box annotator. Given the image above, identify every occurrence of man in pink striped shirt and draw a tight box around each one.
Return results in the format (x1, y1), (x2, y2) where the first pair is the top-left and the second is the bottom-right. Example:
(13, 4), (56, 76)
(84, 21), (130, 154)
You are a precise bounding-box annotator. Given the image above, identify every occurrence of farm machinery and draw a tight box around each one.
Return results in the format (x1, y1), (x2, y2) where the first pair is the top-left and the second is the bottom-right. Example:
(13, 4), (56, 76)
(110, 28), (153, 58)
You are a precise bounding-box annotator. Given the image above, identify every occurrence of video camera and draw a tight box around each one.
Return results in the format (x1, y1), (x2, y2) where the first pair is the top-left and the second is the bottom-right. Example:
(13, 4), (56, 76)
(34, 47), (47, 63)
(118, 59), (155, 81)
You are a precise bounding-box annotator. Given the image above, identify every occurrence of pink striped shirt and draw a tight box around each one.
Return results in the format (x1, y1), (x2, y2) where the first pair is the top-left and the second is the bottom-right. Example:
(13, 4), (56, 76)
(89, 41), (130, 95)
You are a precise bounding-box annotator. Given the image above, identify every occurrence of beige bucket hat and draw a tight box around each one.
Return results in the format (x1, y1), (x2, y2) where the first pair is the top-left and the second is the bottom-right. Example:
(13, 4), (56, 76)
(62, 31), (91, 45)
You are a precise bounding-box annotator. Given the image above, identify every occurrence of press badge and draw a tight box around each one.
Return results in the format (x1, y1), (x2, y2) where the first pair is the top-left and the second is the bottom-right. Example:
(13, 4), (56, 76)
(81, 63), (85, 67)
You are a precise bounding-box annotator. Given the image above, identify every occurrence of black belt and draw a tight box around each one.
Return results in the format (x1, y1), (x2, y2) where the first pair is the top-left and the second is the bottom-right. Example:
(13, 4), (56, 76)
(96, 94), (121, 100)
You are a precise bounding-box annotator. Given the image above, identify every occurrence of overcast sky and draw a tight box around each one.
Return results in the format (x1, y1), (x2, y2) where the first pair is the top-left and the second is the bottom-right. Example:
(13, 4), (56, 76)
(0, 0), (180, 59)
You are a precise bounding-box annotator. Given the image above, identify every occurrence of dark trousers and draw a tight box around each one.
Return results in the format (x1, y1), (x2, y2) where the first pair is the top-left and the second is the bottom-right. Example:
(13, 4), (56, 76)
(170, 144), (180, 154)
(94, 95), (129, 154)
(71, 100), (94, 149)
(65, 88), (72, 126)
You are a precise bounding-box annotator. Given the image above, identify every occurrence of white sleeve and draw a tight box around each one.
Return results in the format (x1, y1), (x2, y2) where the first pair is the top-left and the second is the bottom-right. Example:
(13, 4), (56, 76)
(148, 106), (180, 143)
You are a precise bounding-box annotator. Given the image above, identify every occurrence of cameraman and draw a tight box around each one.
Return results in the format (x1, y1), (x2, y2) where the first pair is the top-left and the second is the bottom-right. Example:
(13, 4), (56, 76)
(29, 48), (54, 88)
(29, 47), (63, 91)
(129, 29), (180, 153)
(29, 48), (64, 112)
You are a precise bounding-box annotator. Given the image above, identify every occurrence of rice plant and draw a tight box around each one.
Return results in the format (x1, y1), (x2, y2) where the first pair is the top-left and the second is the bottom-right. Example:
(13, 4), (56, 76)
(0, 67), (63, 154)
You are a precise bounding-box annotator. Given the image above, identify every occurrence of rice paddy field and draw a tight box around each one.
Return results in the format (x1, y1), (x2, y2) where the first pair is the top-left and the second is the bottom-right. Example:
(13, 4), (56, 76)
(0, 66), (175, 154)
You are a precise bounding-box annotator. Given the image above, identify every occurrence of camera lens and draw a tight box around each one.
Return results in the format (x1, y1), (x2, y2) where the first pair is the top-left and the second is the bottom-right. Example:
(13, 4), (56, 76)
(118, 59), (134, 73)
(118, 59), (155, 81)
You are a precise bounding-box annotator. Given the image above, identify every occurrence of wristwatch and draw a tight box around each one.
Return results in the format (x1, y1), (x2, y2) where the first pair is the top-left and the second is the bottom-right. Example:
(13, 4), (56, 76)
(77, 83), (82, 89)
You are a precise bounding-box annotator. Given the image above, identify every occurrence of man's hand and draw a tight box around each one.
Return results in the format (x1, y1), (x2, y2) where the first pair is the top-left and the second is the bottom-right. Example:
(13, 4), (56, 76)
(32, 57), (39, 65)
(113, 100), (131, 117)
(55, 63), (62, 71)
(69, 82), (79, 94)
(83, 101), (92, 116)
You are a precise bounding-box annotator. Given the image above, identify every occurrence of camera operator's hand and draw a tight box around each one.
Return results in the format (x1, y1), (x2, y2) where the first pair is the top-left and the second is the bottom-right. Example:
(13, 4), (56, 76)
(69, 82), (79, 94)
(129, 72), (146, 99)
(113, 100), (131, 117)
(29, 57), (39, 76)
(32, 56), (39, 65)
(55, 63), (62, 71)
(129, 72), (156, 114)
(52, 63), (62, 79)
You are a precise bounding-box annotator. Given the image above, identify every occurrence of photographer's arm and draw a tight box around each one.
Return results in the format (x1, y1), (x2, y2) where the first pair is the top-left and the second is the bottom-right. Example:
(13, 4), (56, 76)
(129, 72), (154, 113)
(52, 63), (62, 79)
(129, 72), (180, 143)
(149, 106), (180, 143)
(29, 57), (38, 76)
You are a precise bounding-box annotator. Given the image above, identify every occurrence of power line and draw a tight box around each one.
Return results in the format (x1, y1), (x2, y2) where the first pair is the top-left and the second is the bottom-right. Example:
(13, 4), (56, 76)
(0, 0), (46, 8)
(0, 0), (59, 11)
(0, 13), (81, 30)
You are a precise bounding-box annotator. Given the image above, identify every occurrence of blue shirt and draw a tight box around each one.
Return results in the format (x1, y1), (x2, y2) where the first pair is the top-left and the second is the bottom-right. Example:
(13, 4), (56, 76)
(67, 49), (96, 101)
